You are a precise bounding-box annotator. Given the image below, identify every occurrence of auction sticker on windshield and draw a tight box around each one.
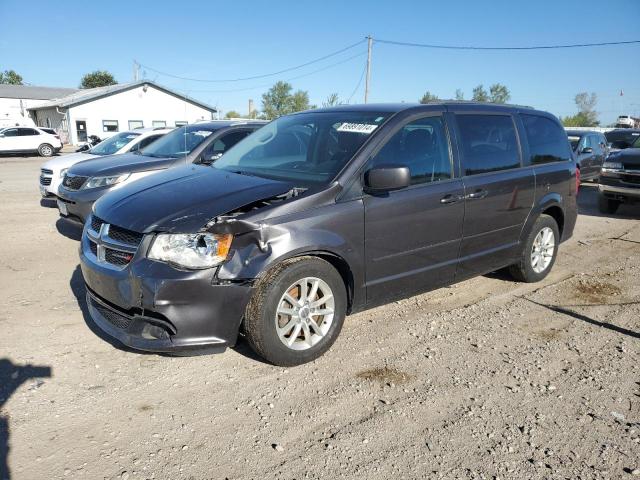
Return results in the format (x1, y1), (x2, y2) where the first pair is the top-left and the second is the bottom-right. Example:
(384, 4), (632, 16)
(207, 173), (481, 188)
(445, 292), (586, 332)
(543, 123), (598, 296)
(337, 123), (378, 134)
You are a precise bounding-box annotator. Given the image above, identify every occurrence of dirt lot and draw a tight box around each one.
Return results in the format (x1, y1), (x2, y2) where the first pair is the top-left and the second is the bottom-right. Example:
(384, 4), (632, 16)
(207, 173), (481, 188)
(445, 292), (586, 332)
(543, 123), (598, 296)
(1, 155), (639, 480)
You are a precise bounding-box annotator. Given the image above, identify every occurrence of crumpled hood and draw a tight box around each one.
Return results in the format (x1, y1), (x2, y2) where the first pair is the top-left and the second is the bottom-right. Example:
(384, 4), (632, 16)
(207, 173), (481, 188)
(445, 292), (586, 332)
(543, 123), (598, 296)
(68, 152), (178, 177)
(41, 152), (97, 171)
(93, 165), (294, 233)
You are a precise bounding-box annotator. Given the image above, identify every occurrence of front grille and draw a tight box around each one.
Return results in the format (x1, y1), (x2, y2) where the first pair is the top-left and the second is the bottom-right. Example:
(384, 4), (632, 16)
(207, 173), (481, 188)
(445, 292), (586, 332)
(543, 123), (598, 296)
(90, 215), (104, 232)
(89, 295), (132, 331)
(89, 240), (97, 255)
(109, 225), (144, 246)
(621, 174), (640, 185)
(105, 248), (134, 266)
(40, 176), (52, 186)
(62, 174), (88, 190)
(41, 168), (53, 175)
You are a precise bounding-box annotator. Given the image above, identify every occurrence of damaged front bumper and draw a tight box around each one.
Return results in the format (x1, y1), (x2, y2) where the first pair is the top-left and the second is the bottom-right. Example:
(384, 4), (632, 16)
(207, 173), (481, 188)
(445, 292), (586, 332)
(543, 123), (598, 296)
(80, 234), (254, 353)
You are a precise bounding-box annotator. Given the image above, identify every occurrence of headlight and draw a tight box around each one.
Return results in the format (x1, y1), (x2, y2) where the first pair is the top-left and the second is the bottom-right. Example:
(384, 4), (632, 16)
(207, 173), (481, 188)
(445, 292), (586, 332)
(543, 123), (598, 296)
(148, 233), (233, 269)
(602, 161), (623, 170)
(59, 168), (68, 178)
(82, 173), (130, 189)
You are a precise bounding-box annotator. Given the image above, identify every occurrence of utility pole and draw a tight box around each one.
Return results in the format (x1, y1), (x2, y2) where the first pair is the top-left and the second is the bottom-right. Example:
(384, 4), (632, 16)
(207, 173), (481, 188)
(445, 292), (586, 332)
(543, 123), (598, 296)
(364, 35), (373, 104)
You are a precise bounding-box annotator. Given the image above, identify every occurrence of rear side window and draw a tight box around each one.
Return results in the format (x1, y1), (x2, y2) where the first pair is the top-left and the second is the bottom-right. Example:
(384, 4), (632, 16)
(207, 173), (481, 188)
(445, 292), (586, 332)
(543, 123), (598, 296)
(521, 114), (571, 164)
(369, 116), (452, 185)
(18, 128), (39, 136)
(456, 114), (520, 175)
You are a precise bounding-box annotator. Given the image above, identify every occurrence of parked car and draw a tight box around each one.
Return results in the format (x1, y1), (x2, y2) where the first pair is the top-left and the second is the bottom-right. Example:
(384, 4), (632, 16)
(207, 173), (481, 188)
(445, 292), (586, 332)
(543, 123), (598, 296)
(78, 103), (577, 366)
(0, 126), (62, 157)
(566, 130), (608, 182)
(598, 134), (640, 214)
(605, 129), (640, 153)
(57, 121), (266, 223)
(40, 128), (172, 198)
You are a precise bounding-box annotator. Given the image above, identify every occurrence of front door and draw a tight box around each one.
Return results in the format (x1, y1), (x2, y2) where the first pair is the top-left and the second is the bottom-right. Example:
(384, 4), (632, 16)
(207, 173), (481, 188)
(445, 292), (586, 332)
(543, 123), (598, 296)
(76, 120), (87, 143)
(364, 114), (465, 304)
(0, 128), (21, 152)
(452, 113), (535, 279)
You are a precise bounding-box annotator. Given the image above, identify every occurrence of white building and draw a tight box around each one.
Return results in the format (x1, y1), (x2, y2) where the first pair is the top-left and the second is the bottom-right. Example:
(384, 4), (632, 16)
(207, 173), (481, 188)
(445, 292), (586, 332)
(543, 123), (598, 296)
(26, 80), (216, 144)
(0, 84), (78, 129)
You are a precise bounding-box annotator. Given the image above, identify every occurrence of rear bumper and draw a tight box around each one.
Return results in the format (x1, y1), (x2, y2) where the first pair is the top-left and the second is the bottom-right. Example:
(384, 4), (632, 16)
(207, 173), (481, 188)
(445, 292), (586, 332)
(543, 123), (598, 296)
(80, 235), (254, 353)
(598, 181), (640, 202)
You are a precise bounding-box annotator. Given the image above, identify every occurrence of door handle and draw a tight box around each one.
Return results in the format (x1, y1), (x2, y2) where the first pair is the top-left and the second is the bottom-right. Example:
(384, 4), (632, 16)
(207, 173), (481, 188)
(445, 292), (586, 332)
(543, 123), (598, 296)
(440, 194), (461, 204)
(466, 189), (488, 200)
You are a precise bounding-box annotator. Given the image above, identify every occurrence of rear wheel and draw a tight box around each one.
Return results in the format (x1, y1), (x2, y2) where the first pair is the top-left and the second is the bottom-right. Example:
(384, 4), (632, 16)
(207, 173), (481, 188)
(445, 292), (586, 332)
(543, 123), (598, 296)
(509, 214), (559, 283)
(38, 144), (54, 157)
(598, 193), (619, 214)
(243, 256), (347, 366)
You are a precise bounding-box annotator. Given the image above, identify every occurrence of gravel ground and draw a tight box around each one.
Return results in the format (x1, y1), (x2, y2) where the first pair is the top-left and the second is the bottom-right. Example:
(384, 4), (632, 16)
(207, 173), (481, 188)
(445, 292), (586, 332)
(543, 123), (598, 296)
(1, 155), (639, 480)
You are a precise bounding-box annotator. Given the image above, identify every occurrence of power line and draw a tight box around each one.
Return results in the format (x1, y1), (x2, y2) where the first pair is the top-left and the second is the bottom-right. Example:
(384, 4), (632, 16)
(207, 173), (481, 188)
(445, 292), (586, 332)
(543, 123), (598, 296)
(180, 51), (367, 94)
(346, 59), (367, 103)
(138, 39), (366, 83)
(374, 38), (640, 50)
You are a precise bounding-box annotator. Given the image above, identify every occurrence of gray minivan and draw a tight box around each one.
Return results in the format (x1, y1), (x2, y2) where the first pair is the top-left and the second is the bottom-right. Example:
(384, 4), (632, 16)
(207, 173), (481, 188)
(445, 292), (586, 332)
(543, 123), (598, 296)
(79, 103), (577, 366)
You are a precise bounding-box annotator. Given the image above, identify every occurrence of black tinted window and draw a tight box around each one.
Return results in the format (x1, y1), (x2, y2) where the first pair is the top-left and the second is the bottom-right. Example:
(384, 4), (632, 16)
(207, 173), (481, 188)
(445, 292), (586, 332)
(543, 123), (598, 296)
(2, 129), (18, 137)
(205, 130), (252, 157)
(521, 114), (571, 165)
(370, 116), (451, 184)
(457, 115), (520, 175)
(18, 128), (39, 136)
(135, 134), (162, 151)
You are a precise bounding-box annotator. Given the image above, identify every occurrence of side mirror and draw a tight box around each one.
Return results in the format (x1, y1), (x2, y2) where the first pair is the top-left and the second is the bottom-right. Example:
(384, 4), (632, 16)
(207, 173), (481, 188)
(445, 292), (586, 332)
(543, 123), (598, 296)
(581, 147), (593, 154)
(200, 152), (223, 165)
(364, 165), (410, 192)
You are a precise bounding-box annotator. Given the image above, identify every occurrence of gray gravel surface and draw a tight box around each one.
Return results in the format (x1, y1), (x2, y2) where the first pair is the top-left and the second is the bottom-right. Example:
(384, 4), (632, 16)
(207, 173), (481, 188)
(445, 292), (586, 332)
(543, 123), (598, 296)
(1, 156), (638, 480)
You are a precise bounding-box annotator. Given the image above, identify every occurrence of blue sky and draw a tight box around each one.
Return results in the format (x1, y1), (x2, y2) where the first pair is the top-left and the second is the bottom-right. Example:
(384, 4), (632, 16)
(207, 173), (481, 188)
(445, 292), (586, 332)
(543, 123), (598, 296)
(1, 0), (638, 124)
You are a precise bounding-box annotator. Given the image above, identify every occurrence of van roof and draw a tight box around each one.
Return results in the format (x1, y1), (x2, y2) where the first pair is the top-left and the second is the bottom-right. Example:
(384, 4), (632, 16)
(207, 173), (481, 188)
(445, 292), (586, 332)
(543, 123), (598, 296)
(302, 101), (543, 116)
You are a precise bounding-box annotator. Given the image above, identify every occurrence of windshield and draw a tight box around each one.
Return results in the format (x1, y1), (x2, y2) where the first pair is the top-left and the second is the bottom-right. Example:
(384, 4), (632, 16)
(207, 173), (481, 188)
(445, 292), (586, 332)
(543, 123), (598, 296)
(213, 111), (389, 185)
(89, 132), (140, 155)
(139, 124), (216, 158)
(605, 130), (640, 149)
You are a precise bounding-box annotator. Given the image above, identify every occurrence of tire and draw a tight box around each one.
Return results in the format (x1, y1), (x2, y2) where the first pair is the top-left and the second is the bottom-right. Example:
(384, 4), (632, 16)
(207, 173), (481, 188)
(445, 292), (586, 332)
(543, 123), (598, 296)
(509, 214), (559, 283)
(38, 144), (54, 157)
(243, 256), (347, 366)
(598, 193), (619, 214)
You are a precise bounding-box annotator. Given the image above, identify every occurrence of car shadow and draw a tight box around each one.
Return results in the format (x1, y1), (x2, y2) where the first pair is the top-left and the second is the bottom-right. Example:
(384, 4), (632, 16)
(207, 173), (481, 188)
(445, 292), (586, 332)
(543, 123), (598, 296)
(0, 358), (52, 480)
(577, 183), (640, 219)
(56, 218), (83, 241)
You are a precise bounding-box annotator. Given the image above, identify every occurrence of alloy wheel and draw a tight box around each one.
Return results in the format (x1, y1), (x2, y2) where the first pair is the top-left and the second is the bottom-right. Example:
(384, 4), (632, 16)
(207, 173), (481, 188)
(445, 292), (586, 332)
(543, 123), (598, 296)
(531, 227), (555, 273)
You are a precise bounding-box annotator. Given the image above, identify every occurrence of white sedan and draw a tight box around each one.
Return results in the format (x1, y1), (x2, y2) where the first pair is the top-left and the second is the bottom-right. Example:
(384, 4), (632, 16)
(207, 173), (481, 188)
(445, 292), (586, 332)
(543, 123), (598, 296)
(39, 127), (171, 197)
(0, 126), (63, 157)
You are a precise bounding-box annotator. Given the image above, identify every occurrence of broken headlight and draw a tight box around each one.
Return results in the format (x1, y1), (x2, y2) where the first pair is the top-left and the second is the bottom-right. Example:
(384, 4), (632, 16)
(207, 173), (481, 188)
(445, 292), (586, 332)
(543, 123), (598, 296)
(148, 233), (233, 269)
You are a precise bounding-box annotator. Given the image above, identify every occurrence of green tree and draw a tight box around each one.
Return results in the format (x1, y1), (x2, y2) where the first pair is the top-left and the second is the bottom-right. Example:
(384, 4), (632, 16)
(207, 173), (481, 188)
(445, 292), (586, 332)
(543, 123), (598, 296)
(561, 92), (599, 127)
(323, 93), (341, 107)
(80, 70), (117, 89)
(472, 85), (489, 102)
(419, 91), (439, 104)
(455, 89), (464, 101)
(225, 110), (242, 119)
(261, 81), (313, 119)
(489, 83), (511, 104)
(0, 69), (23, 85)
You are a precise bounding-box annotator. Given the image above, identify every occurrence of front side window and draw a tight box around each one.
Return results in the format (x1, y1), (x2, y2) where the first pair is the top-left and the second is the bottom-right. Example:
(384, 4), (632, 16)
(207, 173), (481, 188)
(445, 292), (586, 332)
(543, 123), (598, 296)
(521, 114), (571, 164)
(456, 114), (520, 175)
(139, 123), (217, 158)
(89, 132), (140, 155)
(369, 116), (451, 185)
(133, 134), (162, 151)
(102, 120), (119, 132)
(213, 111), (389, 186)
(2, 128), (18, 137)
(203, 130), (252, 158)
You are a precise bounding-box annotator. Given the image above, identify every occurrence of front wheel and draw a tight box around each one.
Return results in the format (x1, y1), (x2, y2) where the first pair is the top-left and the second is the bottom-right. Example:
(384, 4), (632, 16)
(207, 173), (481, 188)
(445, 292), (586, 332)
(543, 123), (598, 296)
(38, 143), (54, 157)
(509, 214), (559, 283)
(243, 256), (347, 366)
